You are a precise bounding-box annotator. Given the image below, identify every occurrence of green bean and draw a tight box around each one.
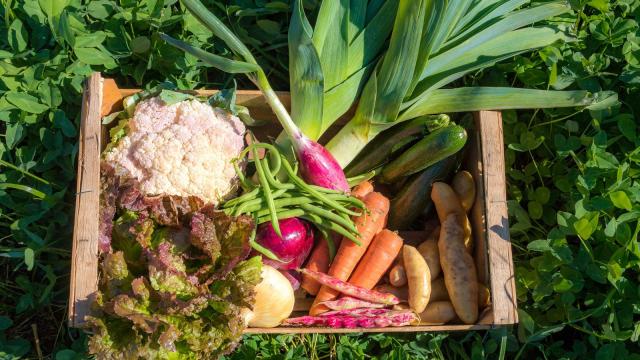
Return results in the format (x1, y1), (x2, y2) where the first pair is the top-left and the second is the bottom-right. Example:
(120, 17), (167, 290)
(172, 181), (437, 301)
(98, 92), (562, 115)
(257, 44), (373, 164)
(233, 188), (288, 215)
(316, 227), (336, 262)
(252, 145), (281, 237)
(232, 159), (254, 191)
(300, 203), (358, 233)
(325, 193), (366, 209)
(257, 209), (305, 224)
(346, 169), (377, 187)
(248, 220), (285, 262)
(223, 187), (261, 207)
(300, 214), (361, 246)
(248, 198), (314, 216)
(280, 156), (359, 216)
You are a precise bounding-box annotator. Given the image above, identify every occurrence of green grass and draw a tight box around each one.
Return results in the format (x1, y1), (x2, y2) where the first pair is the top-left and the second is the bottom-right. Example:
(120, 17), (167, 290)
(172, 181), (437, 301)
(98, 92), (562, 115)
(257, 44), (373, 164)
(1, 0), (639, 359)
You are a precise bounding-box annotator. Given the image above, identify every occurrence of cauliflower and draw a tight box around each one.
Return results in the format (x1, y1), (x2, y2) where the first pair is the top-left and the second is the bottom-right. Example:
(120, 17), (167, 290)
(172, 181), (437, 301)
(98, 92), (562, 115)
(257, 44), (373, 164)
(104, 97), (245, 205)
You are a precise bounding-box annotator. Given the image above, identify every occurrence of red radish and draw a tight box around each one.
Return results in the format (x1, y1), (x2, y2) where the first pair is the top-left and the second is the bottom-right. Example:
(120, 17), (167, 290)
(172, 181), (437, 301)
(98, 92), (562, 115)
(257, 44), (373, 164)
(256, 218), (314, 270)
(294, 136), (350, 192)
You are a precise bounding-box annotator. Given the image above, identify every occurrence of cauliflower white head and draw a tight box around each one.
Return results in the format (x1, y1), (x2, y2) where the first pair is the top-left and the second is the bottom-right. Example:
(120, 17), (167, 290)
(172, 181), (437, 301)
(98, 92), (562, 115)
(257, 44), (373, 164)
(104, 97), (245, 205)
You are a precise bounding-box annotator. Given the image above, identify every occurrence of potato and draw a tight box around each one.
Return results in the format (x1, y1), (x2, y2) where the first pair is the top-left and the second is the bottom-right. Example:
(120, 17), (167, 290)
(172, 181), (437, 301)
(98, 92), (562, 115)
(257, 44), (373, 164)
(463, 215), (473, 253)
(418, 228), (441, 280)
(389, 262), (408, 287)
(373, 284), (408, 302)
(478, 308), (493, 325)
(429, 277), (449, 302)
(478, 283), (490, 309)
(431, 182), (465, 222)
(452, 171), (475, 213)
(430, 277), (489, 308)
(437, 214), (479, 324)
(403, 245), (431, 313)
(419, 301), (457, 325)
(393, 303), (410, 311)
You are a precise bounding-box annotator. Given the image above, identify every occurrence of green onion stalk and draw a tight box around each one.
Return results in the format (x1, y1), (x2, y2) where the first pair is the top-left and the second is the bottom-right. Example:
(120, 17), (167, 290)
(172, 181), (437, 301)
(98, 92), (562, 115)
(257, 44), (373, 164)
(162, 0), (351, 192)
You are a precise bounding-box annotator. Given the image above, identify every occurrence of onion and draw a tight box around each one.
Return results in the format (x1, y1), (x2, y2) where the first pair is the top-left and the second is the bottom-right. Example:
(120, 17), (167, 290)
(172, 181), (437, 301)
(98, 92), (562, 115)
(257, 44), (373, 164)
(255, 218), (314, 270)
(245, 265), (294, 328)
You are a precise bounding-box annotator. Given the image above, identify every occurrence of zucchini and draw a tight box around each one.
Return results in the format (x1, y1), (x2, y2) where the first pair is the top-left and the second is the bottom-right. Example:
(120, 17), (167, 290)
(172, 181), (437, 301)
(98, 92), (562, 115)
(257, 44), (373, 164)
(387, 156), (457, 230)
(345, 115), (450, 177)
(380, 125), (466, 184)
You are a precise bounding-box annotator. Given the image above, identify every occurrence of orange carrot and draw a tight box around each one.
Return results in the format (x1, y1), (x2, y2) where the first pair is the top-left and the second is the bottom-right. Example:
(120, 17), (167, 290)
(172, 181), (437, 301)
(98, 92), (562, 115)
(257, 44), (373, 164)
(351, 180), (374, 199)
(301, 233), (342, 295)
(309, 192), (390, 315)
(348, 230), (404, 289)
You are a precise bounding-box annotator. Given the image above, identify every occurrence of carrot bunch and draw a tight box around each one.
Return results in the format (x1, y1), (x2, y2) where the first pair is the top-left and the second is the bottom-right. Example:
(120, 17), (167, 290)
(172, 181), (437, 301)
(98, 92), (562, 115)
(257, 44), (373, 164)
(301, 181), (404, 316)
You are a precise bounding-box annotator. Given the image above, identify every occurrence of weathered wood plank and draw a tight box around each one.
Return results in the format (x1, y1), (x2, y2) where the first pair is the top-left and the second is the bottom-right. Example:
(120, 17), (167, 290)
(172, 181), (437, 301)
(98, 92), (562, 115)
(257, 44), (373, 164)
(69, 73), (103, 327)
(475, 111), (517, 325)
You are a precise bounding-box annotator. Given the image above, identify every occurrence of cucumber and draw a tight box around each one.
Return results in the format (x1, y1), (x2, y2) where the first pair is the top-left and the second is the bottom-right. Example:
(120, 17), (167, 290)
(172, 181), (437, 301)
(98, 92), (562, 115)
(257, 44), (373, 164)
(345, 115), (450, 177)
(379, 125), (466, 184)
(387, 156), (457, 230)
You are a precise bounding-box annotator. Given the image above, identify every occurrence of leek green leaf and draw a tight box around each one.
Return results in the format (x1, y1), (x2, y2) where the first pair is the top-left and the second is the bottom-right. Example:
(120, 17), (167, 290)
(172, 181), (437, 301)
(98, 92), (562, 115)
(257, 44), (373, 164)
(180, 0), (256, 63)
(317, 0), (349, 90)
(400, 87), (606, 120)
(288, 0), (324, 140)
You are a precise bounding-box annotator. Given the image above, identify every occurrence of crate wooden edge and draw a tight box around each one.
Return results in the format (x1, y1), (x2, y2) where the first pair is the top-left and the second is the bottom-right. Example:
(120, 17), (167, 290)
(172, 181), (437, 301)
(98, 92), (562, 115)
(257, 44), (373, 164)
(474, 111), (518, 325)
(69, 73), (103, 327)
(69, 73), (518, 329)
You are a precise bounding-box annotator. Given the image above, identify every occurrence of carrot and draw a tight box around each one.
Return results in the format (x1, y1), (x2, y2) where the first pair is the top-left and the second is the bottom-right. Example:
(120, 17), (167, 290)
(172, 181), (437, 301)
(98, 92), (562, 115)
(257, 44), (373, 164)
(301, 233), (342, 295)
(351, 180), (374, 199)
(302, 181), (372, 295)
(309, 192), (390, 315)
(348, 230), (404, 289)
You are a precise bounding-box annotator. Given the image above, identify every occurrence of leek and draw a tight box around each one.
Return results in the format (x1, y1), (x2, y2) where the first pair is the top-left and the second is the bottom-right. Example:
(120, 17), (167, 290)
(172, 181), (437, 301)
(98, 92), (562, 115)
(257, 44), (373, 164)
(325, 0), (618, 168)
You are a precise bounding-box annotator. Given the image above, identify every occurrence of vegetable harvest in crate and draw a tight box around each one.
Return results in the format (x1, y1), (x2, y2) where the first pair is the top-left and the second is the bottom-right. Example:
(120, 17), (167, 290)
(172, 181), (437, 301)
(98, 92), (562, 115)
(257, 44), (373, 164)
(88, 0), (616, 358)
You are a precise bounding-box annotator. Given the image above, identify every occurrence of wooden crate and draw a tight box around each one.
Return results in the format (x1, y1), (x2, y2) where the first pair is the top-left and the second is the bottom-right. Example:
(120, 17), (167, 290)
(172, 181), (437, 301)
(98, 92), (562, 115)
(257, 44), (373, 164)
(69, 73), (517, 333)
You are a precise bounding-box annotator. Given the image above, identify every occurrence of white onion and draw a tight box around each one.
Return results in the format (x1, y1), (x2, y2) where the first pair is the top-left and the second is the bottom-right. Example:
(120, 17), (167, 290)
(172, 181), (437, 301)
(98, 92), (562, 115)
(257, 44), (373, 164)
(245, 265), (294, 328)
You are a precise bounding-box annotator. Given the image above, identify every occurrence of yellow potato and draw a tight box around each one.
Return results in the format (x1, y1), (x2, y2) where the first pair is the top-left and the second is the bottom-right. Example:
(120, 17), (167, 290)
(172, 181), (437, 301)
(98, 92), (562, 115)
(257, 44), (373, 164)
(478, 283), (490, 309)
(437, 214), (479, 324)
(478, 308), (493, 325)
(418, 227), (441, 280)
(389, 262), (408, 287)
(373, 284), (408, 302)
(452, 171), (476, 213)
(431, 182), (465, 222)
(392, 303), (410, 311)
(419, 301), (457, 325)
(403, 245), (431, 313)
(429, 277), (449, 302)
(463, 215), (473, 253)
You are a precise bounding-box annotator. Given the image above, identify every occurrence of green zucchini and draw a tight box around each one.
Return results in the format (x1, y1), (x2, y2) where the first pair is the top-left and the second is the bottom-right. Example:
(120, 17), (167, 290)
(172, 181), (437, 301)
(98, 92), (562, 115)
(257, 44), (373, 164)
(345, 114), (450, 177)
(379, 125), (466, 184)
(387, 156), (457, 230)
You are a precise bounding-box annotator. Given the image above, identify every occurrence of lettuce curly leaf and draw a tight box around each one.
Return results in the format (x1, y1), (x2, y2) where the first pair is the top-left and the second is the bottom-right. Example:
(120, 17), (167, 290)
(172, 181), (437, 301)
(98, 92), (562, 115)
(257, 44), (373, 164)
(92, 176), (261, 359)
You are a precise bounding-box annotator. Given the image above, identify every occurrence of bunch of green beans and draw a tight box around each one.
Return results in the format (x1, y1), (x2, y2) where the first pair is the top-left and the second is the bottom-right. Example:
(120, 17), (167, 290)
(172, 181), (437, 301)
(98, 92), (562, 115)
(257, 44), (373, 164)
(222, 142), (365, 248)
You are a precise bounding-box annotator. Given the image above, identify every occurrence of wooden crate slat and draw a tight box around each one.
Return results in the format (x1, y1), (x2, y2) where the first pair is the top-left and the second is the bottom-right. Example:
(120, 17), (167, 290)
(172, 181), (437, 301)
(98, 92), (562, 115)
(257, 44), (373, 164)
(69, 73), (103, 327)
(246, 324), (493, 334)
(476, 111), (518, 325)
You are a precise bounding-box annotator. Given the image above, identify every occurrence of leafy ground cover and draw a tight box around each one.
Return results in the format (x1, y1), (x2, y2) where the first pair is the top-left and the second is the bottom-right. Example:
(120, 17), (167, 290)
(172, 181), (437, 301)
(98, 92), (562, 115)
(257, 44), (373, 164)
(1, 0), (639, 359)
